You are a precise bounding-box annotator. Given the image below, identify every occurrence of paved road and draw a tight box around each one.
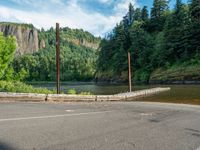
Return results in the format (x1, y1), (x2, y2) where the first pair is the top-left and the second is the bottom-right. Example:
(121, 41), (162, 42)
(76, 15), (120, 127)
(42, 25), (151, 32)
(0, 102), (200, 150)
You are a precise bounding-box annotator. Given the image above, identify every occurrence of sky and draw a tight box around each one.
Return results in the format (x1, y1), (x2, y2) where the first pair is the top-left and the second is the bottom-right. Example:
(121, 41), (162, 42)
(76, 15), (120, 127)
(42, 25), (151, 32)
(0, 0), (188, 37)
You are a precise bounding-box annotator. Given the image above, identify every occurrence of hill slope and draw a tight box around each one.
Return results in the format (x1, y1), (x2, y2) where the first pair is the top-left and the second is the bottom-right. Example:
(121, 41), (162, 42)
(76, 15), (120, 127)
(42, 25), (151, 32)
(0, 22), (101, 56)
(0, 22), (101, 81)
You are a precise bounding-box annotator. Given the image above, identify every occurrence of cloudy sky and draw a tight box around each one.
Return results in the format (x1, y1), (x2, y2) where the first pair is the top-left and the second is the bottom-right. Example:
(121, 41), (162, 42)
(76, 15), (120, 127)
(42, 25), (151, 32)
(0, 0), (188, 37)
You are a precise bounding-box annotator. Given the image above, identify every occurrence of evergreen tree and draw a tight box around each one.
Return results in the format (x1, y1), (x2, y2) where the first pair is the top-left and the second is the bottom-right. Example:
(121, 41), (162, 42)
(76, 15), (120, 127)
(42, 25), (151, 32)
(141, 6), (149, 21)
(134, 8), (142, 21)
(128, 3), (135, 25)
(164, 0), (190, 62)
(190, 0), (200, 20)
(188, 0), (200, 55)
(150, 0), (169, 31)
(151, 0), (168, 18)
(97, 1), (200, 83)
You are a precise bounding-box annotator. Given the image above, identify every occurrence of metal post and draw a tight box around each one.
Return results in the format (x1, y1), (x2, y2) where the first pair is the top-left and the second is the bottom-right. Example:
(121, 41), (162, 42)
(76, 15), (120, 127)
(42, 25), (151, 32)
(56, 23), (60, 94)
(128, 51), (132, 92)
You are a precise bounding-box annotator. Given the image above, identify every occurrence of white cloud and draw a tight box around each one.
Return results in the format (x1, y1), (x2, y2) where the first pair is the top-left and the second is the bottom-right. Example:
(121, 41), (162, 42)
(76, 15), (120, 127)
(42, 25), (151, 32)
(0, 0), (137, 37)
(97, 0), (113, 4)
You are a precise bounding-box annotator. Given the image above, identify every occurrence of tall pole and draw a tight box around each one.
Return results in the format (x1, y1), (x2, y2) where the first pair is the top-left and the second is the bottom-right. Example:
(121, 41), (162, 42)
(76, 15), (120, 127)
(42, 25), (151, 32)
(56, 23), (60, 94)
(128, 51), (132, 92)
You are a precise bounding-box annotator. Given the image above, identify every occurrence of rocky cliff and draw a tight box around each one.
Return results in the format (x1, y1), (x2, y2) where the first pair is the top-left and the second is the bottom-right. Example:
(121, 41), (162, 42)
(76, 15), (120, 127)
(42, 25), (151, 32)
(0, 23), (39, 56)
(0, 22), (101, 57)
(65, 38), (100, 50)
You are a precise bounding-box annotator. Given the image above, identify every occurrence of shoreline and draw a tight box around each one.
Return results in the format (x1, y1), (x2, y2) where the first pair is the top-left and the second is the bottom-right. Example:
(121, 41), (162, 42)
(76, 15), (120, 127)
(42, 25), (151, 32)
(26, 80), (200, 85)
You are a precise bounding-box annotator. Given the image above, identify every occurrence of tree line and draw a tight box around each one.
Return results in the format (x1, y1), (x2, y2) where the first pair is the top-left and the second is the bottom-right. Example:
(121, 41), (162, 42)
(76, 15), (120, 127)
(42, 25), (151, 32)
(97, 0), (200, 82)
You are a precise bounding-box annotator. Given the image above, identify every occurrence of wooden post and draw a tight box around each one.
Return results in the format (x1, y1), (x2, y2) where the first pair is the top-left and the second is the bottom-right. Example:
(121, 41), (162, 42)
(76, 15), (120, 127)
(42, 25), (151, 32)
(56, 23), (60, 94)
(128, 51), (132, 92)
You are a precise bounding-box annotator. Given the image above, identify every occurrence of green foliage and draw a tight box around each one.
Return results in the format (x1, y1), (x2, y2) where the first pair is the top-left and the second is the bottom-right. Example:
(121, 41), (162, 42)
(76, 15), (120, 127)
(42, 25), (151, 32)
(0, 32), (16, 79)
(67, 89), (93, 95)
(79, 91), (93, 95)
(164, 1), (190, 62)
(97, 0), (200, 83)
(13, 28), (99, 81)
(0, 22), (34, 29)
(15, 68), (29, 81)
(0, 80), (53, 94)
(150, 57), (200, 81)
(188, 0), (200, 54)
(141, 6), (149, 21)
(2, 66), (28, 81)
(67, 89), (77, 94)
(150, 0), (169, 31)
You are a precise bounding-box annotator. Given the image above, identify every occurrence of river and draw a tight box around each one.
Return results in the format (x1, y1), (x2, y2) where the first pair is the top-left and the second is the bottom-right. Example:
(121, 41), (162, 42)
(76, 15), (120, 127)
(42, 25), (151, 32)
(31, 82), (200, 105)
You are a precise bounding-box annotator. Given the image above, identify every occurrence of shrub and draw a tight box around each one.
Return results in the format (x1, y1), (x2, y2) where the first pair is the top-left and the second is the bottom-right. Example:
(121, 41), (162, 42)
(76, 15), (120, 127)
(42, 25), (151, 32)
(79, 91), (93, 95)
(0, 80), (53, 94)
(67, 89), (77, 94)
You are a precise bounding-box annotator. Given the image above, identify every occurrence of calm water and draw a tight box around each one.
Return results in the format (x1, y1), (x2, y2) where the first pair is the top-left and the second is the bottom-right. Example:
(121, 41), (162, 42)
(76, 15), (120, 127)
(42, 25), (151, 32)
(31, 82), (200, 104)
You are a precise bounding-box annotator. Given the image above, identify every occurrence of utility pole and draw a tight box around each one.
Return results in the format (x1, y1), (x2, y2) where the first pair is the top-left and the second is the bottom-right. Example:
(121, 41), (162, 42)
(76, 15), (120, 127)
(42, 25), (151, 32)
(56, 23), (60, 94)
(123, 14), (133, 93)
(128, 51), (132, 92)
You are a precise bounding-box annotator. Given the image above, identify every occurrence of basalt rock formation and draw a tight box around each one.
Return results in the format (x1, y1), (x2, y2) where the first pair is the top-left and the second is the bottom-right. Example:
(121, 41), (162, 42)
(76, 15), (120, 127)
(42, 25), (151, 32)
(0, 23), (39, 56)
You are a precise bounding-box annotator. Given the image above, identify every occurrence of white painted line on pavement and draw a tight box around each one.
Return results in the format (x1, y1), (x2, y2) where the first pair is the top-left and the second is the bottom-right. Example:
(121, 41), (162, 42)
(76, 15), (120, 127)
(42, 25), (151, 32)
(0, 111), (113, 122)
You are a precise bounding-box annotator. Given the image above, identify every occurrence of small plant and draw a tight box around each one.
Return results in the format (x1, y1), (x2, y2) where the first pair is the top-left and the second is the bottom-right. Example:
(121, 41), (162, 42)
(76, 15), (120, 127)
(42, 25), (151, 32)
(79, 91), (93, 95)
(67, 89), (77, 94)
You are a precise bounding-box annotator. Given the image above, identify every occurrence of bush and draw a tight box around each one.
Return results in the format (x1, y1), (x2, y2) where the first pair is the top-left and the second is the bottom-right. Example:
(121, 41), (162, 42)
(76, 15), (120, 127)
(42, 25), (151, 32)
(134, 69), (150, 83)
(67, 89), (77, 94)
(79, 91), (93, 95)
(0, 80), (53, 94)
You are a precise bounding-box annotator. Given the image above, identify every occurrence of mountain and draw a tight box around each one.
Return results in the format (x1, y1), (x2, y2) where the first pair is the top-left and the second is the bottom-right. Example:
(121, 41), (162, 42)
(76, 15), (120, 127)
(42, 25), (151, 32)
(2, 22), (101, 81)
(0, 22), (101, 56)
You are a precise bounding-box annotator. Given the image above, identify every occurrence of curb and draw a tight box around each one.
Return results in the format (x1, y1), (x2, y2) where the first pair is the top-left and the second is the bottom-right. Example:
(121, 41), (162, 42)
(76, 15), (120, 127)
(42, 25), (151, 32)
(0, 87), (171, 102)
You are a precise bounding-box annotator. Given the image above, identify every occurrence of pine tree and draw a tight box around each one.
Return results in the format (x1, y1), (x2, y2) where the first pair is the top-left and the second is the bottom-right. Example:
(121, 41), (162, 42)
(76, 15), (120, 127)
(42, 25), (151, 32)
(150, 0), (169, 31)
(151, 0), (168, 18)
(190, 0), (200, 20)
(128, 3), (135, 25)
(141, 6), (149, 21)
(188, 0), (200, 55)
(164, 0), (190, 62)
(134, 8), (142, 21)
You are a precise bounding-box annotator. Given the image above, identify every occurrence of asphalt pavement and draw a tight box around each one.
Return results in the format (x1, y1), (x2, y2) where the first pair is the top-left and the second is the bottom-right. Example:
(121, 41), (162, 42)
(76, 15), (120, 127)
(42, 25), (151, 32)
(0, 102), (200, 150)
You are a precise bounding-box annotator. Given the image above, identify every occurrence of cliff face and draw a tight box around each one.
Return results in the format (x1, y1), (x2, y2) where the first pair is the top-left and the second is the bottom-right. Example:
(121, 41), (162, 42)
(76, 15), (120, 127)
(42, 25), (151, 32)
(0, 23), (101, 56)
(66, 38), (99, 50)
(0, 23), (39, 56)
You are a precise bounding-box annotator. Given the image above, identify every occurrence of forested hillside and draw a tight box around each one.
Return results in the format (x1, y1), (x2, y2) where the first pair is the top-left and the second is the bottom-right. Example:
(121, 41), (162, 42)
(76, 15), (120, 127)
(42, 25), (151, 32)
(1, 0), (199, 83)
(8, 26), (101, 81)
(97, 0), (200, 83)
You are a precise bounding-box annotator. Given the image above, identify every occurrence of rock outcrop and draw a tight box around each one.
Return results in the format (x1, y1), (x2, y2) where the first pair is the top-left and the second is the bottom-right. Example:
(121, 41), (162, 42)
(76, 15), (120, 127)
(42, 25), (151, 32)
(0, 23), (39, 56)
(39, 39), (46, 49)
(66, 38), (100, 50)
(0, 22), (100, 57)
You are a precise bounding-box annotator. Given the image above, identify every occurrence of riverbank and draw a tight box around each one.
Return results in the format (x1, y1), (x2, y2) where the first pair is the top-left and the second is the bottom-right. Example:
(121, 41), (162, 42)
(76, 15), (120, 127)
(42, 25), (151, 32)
(150, 62), (200, 84)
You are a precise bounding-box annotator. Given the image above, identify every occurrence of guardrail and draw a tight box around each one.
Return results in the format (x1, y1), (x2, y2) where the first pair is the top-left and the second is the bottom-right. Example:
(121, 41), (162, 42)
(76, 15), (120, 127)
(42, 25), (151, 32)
(0, 87), (171, 102)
